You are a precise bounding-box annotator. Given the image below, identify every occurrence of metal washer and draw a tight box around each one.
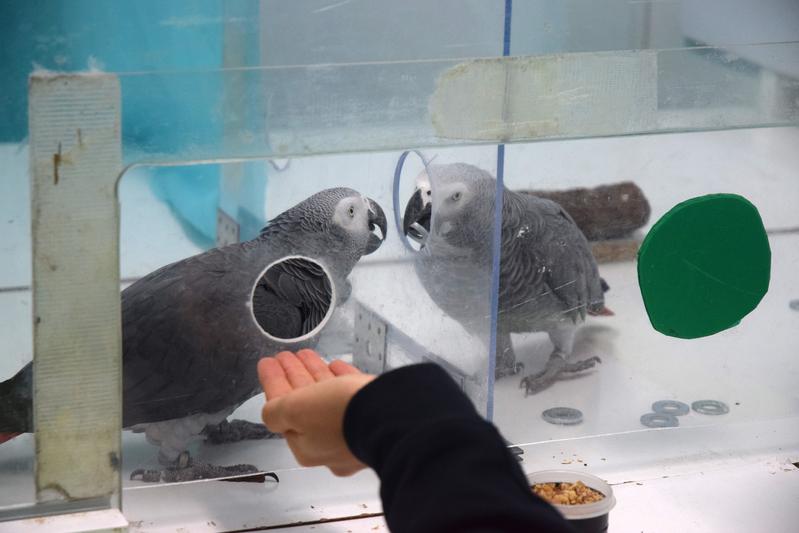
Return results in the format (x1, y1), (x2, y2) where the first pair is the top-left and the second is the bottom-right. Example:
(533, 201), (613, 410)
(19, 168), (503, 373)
(542, 407), (583, 426)
(652, 400), (690, 416)
(692, 400), (730, 415)
(640, 412), (679, 428)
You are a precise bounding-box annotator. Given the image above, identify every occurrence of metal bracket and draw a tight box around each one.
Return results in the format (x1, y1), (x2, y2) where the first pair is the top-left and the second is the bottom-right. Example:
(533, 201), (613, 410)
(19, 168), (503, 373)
(216, 208), (240, 247)
(352, 305), (388, 375)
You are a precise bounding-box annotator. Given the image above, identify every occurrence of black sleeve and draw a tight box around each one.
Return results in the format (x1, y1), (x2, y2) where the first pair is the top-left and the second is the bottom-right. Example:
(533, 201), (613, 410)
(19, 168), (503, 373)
(343, 363), (575, 533)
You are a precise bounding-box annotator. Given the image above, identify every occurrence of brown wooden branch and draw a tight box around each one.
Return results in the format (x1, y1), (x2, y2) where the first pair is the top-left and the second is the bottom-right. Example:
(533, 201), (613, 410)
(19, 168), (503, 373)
(519, 181), (651, 242)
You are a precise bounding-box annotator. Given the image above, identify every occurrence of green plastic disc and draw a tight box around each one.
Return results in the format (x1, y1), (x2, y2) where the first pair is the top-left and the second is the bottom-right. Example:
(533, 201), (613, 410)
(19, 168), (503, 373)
(637, 194), (771, 339)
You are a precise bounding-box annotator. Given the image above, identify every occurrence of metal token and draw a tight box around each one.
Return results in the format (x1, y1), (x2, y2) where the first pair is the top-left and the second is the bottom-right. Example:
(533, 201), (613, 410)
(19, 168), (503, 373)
(542, 407), (583, 426)
(691, 400), (730, 415)
(789, 299), (799, 311)
(652, 400), (690, 416)
(640, 412), (679, 428)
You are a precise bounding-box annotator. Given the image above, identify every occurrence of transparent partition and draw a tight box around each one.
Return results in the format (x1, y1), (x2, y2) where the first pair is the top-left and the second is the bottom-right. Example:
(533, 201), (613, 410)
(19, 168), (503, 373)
(1, 0), (798, 528)
(494, 126), (799, 454)
(0, 142), (34, 511)
(116, 154), (497, 486)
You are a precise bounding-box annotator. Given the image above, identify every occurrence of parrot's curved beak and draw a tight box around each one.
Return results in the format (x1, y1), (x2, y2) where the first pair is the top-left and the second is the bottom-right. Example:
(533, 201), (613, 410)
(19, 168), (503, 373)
(402, 188), (432, 244)
(365, 198), (387, 255)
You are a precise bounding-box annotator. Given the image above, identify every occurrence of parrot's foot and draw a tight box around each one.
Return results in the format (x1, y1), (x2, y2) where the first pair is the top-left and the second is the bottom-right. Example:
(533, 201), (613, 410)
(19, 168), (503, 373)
(495, 361), (524, 379)
(495, 338), (523, 379)
(519, 353), (602, 396)
(130, 459), (260, 483)
(204, 419), (282, 445)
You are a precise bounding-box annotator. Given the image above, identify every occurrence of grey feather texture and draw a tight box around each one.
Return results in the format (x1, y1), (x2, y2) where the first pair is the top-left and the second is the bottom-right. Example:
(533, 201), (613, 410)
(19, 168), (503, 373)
(1, 187), (388, 464)
(403, 163), (609, 394)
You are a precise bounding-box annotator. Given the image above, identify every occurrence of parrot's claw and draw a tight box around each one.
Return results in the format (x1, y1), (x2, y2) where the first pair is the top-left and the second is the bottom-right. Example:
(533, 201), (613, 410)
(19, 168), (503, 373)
(161, 461), (259, 483)
(520, 354), (601, 396)
(130, 459), (260, 483)
(204, 419), (282, 445)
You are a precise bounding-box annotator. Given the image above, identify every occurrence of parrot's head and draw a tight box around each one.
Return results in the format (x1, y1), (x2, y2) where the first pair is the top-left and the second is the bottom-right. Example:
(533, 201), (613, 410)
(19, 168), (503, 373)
(328, 189), (388, 257)
(263, 187), (387, 271)
(403, 163), (496, 249)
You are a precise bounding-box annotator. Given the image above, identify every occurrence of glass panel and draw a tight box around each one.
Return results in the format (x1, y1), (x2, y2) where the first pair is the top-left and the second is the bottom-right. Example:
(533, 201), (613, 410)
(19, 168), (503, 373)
(115, 41), (799, 164)
(349, 147), (500, 416)
(119, 162), (295, 484)
(511, 0), (799, 54)
(495, 126), (799, 462)
(2, 0), (797, 527)
(0, 143), (34, 511)
(118, 149), (499, 487)
(5, 2), (796, 164)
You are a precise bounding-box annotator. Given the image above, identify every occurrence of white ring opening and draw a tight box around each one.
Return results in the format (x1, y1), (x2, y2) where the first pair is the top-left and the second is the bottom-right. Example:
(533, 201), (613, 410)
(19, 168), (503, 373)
(249, 255), (337, 344)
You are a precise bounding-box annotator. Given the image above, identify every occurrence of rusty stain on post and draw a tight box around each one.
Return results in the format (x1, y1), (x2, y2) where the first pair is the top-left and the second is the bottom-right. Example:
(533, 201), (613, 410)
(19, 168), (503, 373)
(53, 142), (62, 185)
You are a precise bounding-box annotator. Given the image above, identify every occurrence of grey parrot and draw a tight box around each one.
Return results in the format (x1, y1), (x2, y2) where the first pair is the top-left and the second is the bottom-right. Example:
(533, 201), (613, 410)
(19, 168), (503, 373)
(0, 187), (387, 481)
(402, 163), (611, 395)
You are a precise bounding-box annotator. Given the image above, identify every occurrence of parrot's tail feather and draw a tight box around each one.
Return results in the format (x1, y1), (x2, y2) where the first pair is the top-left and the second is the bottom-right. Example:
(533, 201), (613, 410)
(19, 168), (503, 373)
(588, 306), (615, 317)
(600, 278), (610, 293)
(0, 433), (21, 445)
(0, 363), (34, 435)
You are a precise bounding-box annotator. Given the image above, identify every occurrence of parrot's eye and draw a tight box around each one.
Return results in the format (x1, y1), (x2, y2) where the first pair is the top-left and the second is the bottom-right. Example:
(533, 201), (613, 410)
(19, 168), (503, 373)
(348, 205), (356, 217)
(451, 191), (462, 201)
(426, 190), (432, 196)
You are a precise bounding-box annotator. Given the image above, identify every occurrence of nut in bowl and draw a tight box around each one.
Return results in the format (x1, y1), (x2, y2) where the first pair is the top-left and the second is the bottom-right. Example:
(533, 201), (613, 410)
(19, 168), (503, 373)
(527, 470), (616, 533)
(533, 480), (605, 505)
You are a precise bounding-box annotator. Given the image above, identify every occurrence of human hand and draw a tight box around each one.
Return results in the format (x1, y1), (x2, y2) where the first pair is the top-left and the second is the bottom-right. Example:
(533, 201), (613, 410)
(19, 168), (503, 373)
(258, 349), (375, 476)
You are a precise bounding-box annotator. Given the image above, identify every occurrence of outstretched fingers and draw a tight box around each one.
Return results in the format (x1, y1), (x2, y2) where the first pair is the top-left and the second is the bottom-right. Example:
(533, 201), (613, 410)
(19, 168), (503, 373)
(329, 359), (362, 376)
(296, 349), (336, 382)
(276, 351), (316, 389)
(258, 356), (293, 400)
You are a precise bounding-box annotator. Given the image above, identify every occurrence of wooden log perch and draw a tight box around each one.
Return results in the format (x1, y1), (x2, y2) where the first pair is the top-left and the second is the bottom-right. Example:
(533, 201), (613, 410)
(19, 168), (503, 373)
(519, 181), (651, 242)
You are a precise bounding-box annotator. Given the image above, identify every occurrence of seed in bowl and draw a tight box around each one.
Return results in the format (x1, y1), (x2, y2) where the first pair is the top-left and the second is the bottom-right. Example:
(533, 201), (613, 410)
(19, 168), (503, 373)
(532, 481), (605, 505)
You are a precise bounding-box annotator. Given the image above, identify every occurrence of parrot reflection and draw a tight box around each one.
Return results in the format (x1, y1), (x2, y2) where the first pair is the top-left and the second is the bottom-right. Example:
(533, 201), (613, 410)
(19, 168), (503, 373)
(403, 163), (611, 395)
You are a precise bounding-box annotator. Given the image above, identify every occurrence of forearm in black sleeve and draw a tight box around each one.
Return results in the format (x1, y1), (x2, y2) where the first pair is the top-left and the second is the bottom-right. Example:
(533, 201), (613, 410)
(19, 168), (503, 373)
(343, 363), (575, 533)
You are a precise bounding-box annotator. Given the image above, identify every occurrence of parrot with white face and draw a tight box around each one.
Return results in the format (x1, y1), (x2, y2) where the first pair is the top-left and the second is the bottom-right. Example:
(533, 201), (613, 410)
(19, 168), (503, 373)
(0, 187), (387, 481)
(403, 163), (611, 395)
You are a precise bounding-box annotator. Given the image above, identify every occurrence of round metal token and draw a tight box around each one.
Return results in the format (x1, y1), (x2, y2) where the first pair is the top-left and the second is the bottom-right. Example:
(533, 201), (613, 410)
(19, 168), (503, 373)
(691, 400), (729, 415)
(652, 400), (690, 416)
(640, 412), (679, 428)
(542, 407), (583, 426)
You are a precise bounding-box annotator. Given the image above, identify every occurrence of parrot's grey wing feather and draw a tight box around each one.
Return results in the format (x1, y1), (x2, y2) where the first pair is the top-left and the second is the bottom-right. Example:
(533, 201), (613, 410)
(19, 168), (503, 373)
(500, 192), (604, 325)
(282, 258), (333, 336)
(534, 196), (604, 319)
(498, 194), (548, 306)
(254, 258), (332, 337)
(118, 189), (380, 431)
(121, 247), (260, 427)
(252, 284), (304, 339)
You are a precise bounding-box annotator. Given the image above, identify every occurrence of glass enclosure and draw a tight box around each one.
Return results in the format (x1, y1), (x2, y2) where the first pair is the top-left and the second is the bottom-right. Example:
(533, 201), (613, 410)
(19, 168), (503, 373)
(1, 0), (797, 528)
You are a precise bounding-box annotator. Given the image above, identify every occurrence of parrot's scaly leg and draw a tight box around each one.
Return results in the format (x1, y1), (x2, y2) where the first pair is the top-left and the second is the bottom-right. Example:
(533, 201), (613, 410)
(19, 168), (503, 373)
(204, 419), (282, 445)
(130, 452), (270, 483)
(562, 356), (602, 374)
(160, 461), (260, 483)
(494, 331), (524, 378)
(519, 352), (601, 396)
(130, 421), (283, 482)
